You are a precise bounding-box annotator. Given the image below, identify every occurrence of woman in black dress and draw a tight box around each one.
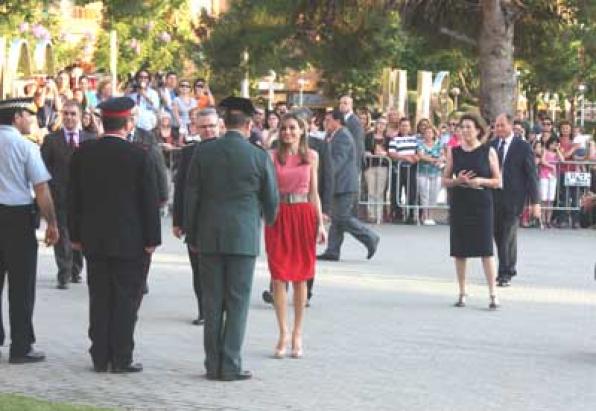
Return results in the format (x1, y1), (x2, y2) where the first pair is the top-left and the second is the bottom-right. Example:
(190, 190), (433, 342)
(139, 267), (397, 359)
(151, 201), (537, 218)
(443, 114), (501, 309)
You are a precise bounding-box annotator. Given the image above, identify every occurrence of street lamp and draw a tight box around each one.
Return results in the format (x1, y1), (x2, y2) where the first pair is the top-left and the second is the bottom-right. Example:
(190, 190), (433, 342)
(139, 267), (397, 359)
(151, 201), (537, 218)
(450, 87), (460, 111)
(549, 94), (558, 123)
(298, 76), (306, 107)
(241, 49), (250, 98)
(264, 70), (276, 111)
(578, 83), (586, 128)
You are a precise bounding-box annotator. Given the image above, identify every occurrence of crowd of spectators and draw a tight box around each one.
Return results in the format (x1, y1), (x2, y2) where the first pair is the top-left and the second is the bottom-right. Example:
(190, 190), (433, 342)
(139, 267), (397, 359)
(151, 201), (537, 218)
(17, 66), (596, 229)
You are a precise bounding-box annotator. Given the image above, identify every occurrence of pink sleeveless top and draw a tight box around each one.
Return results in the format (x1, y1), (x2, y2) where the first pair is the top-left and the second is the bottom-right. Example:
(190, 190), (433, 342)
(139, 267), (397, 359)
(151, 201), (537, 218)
(272, 150), (313, 195)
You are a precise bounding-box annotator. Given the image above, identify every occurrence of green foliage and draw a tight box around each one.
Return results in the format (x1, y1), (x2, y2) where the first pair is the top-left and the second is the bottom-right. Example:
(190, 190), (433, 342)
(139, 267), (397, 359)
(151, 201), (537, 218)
(0, 1), (82, 70)
(199, 0), (302, 96)
(200, 0), (403, 105)
(77, 0), (198, 79)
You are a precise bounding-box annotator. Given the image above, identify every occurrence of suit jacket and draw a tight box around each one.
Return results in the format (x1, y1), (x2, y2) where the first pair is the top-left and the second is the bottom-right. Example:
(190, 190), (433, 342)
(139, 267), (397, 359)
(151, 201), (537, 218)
(41, 129), (96, 208)
(68, 136), (161, 258)
(491, 136), (539, 216)
(345, 113), (365, 166)
(308, 136), (334, 214)
(172, 139), (217, 228)
(184, 130), (279, 256)
(329, 127), (359, 195)
(130, 127), (169, 203)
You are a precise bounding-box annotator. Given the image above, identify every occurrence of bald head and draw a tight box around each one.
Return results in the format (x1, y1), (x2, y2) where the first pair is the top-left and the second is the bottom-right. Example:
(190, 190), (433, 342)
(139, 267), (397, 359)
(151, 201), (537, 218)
(339, 95), (353, 115)
(494, 113), (513, 139)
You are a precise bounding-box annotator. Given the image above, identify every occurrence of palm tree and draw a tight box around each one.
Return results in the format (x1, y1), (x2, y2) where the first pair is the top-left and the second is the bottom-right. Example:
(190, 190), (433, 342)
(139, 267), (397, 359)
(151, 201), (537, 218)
(398, 0), (564, 121)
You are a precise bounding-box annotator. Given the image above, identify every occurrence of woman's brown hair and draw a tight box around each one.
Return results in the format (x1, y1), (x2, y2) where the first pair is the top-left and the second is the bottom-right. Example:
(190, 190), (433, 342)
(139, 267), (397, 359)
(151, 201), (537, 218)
(459, 113), (486, 139)
(277, 113), (310, 165)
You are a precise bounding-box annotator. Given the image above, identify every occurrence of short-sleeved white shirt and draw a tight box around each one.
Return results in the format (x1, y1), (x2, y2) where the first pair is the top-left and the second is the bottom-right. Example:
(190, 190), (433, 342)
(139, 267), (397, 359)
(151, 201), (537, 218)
(0, 125), (51, 205)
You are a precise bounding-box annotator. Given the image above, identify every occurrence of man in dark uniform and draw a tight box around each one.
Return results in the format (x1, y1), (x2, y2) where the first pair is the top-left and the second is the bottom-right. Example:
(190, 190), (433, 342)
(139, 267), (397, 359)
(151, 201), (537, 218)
(172, 108), (220, 326)
(129, 110), (168, 295)
(41, 99), (96, 289)
(0, 98), (60, 363)
(68, 97), (161, 373)
(185, 96), (279, 381)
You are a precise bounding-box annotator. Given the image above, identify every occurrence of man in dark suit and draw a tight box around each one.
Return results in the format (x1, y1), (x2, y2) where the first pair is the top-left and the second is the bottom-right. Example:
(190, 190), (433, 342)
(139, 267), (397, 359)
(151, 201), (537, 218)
(491, 113), (540, 287)
(129, 116), (168, 295)
(340, 95), (365, 216)
(172, 108), (220, 326)
(318, 109), (379, 262)
(128, 123), (168, 205)
(185, 96), (278, 381)
(41, 100), (96, 289)
(68, 97), (161, 373)
(339, 95), (365, 166)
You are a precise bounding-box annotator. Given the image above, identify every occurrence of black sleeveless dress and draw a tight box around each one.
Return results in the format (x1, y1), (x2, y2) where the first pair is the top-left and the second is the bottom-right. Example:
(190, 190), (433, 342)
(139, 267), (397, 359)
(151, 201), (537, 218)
(450, 145), (494, 257)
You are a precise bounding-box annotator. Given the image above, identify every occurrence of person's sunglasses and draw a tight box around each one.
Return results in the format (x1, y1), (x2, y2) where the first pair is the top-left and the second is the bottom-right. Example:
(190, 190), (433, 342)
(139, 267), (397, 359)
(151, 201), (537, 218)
(195, 84), (204, 88)
(180, 84), (190, 88)
(63, 111), (78, 116)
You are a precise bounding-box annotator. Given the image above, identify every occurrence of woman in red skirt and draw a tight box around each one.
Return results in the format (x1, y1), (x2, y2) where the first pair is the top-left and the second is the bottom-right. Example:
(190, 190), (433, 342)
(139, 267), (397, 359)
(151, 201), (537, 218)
(265, 113), (326, 358)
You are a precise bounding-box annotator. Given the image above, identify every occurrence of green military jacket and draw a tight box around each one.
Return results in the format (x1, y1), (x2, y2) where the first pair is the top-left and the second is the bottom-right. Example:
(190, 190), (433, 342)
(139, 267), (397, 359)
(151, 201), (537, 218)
(184, 130), (279, 256)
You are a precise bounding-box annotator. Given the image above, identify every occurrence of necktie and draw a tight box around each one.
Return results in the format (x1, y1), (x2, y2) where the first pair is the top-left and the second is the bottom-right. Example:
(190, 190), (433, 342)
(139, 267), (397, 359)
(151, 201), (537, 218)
(68, 132), (77, 149)
(497, 139), (505, 167)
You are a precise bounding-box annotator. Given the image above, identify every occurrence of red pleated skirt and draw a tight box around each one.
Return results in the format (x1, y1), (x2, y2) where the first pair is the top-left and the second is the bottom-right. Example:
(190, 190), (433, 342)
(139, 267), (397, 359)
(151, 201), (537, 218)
(265, 202), (317, 282)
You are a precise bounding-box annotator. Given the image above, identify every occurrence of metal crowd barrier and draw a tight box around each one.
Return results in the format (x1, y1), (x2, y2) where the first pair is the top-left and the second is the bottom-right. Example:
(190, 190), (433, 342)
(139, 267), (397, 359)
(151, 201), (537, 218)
(358, 155), (393, 224)
(529, 159), (595, 227)
(390, 157), (595, 226)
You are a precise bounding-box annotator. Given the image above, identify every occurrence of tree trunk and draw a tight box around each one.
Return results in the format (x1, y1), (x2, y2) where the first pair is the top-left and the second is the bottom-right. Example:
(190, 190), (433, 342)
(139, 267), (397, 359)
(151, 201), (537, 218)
(478, 0), (518, 121)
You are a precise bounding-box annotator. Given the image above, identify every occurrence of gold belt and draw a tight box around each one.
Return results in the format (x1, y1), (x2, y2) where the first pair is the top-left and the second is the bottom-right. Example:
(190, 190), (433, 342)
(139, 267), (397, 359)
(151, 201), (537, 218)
(279, 193), (309, 204)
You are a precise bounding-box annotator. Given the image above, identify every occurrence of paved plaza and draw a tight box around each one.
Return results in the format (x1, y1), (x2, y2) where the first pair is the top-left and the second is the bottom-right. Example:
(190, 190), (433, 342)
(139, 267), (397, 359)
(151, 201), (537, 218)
(1, 220), (595, 411)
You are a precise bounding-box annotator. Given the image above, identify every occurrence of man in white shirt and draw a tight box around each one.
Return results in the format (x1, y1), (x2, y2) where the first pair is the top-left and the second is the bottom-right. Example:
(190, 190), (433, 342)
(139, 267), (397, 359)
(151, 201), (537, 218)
(127, 69), (160, 132)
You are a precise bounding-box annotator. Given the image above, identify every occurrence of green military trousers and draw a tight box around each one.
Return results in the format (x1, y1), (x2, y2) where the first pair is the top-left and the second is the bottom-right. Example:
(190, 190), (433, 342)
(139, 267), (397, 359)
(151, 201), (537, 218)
(199, 253), (256, 378)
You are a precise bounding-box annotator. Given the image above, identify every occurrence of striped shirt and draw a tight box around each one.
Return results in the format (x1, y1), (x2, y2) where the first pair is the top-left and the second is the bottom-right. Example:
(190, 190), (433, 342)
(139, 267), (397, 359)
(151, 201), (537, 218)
(387, 134), (418, 166)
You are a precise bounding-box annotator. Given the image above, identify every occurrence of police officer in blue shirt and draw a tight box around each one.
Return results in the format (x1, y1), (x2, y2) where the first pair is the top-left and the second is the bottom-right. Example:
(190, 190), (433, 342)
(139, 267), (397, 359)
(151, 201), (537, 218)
(0, 98), (60, 363)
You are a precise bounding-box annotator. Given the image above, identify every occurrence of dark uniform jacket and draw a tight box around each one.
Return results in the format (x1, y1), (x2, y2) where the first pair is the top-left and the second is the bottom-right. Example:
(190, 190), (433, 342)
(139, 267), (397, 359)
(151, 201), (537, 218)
(172, 139), (216, 228)
(41, 129), (96, 207)
(130, 127), (169, 204)
(68, 136), (161, 258)
(184, 131), (279, 256)
(490, 136), (539, 216)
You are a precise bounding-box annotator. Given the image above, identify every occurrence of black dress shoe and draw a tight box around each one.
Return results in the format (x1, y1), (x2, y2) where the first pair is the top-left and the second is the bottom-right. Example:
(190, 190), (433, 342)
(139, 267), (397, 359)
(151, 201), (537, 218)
(111, 362), (143, 373)
(56, 283), (69, 290)
(71, 275), (82, 284)
(317, 254), (339, 261)
(366, 235), (380, 260)
(205, 373), (219, 381)
(9, 349), (46, 364)
(219, 370), (252, 381)
(262, 290), (274, 304)
(497, 278), (511, 287)
(192, 317), (205, 326)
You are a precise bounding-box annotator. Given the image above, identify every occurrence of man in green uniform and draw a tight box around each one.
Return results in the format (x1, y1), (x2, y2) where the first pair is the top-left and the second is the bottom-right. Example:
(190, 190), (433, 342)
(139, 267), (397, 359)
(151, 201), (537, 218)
(184, 96), (279, 381)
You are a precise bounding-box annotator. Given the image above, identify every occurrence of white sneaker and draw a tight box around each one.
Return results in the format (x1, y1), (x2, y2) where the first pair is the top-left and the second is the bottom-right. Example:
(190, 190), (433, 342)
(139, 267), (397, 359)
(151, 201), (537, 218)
(423, 219), (436, 226)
